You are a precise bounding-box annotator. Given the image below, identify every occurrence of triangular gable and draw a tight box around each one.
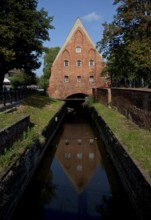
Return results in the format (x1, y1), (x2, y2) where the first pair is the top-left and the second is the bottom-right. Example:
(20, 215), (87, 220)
(52, 17), (99, 66)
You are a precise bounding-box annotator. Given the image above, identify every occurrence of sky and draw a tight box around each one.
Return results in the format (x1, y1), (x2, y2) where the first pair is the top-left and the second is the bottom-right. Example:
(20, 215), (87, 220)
(36, 0), (117, 77)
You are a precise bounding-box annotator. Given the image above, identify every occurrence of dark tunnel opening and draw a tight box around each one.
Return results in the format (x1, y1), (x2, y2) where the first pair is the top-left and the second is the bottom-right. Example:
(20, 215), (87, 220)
(65, 93), (88, 110)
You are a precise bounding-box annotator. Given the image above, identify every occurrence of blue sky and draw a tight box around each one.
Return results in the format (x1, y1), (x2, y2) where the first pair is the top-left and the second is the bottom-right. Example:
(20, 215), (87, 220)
(36, 0), (117, 76)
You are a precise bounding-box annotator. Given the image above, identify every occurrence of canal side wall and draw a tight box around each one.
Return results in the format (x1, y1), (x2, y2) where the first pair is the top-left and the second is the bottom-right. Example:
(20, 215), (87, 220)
(95, 88), (111, 106)
(0, 104), (67, 220)
(89, 106), (151, 220)
(96, 87), (151, 130)
(0, 115), (30, 154)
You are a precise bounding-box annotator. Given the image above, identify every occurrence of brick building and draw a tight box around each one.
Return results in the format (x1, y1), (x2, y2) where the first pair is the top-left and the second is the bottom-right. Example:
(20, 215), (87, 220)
(47, 18), (105, 99)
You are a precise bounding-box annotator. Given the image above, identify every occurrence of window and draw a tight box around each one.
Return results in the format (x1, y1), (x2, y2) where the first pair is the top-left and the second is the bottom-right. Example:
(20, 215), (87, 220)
(76, 60), (81, 67)
(65, 152), (71, 159)
(89, 60), (94, 66)
(64, 60), (69, 67)
(77, 76), (81, 82)
(77, 165), (83, 171)
(76, 47), (81, 53)
(77, 153), (82, 160)
(89, 153), (94, 159)
(64, 76), (69, 82)
(89, 76), (94, 83)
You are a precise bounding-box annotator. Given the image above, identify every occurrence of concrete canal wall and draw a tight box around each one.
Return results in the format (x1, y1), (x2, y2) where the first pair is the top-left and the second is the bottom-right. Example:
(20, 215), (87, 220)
(0, 115), (30, 154)
(89, 106), (151, 220)
(0, 104), (67, 220)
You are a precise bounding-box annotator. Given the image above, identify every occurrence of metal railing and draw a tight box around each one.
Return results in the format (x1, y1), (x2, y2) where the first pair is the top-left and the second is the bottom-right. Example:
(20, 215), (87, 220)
(0, 88), (38, 107)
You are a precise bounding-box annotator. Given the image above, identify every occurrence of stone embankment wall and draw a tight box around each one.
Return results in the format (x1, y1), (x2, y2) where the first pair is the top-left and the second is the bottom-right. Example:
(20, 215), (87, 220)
(96, 87), (151, 130)
(0, 115), (30, 154)
(89, 106), (151, 220)
(0, 104), (66, 220)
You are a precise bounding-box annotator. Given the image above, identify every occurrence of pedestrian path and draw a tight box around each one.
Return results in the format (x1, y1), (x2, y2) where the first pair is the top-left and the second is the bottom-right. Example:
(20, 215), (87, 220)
(0, 100), (23, 112)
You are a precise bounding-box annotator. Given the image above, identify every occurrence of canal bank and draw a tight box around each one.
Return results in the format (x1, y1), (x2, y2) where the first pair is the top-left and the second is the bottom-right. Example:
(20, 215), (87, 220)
(10, 106), (138, 220)
(0, 103), (151, 220)
(89, 106), (151, 220)
(0, 103), (67, 220)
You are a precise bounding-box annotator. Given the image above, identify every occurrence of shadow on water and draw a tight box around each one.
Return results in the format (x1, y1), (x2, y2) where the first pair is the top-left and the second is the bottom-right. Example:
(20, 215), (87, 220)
(10, 103), (138, 220)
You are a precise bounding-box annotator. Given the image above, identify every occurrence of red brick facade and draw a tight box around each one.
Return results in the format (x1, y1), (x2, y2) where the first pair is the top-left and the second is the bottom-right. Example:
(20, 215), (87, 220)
(47, 18), (105, 99)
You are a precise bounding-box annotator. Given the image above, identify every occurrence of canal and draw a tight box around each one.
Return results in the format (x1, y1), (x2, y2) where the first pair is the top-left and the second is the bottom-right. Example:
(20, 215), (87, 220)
(10, 106), (138, 220)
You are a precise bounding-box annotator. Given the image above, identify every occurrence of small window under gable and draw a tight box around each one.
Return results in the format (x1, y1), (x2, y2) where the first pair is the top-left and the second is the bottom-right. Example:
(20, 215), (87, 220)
(64, 76), (69, 82)
(89, 60), (94, 66)
(76, 60), (82, 67)
(76, 47), (81, 53)
(64, 60), (69, 67)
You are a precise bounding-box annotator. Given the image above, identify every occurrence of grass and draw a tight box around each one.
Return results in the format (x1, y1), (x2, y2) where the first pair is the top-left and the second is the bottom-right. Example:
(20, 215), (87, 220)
(1, 95), (151, 183)
(93, 102), (151, 183)
(0, 95), (64, 174)
(0, 112), (24, 130)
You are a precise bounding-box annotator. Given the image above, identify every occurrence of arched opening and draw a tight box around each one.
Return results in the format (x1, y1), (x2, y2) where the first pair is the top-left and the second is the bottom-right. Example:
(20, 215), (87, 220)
(65, 93), (88, 110)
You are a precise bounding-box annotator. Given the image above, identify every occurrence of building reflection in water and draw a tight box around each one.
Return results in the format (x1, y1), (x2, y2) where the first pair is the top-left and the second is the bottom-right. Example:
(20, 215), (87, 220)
(44, 115), (113, 219)
(10, 110), (137, 220)
(56, 136), (100, 193)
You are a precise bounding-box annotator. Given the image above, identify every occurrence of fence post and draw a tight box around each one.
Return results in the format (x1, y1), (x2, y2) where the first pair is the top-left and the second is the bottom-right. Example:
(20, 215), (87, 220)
(3, 91), (6, 106)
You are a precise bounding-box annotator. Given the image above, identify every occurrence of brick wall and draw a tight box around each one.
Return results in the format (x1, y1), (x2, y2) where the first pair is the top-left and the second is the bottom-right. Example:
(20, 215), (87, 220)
(96, 87), (151, 130)
(96, 88), (111, 106)
(111, 88), (151, 129)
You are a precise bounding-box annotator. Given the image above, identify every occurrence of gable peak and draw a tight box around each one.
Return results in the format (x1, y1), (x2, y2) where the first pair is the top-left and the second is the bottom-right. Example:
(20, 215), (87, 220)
(52, 17), (98, 65)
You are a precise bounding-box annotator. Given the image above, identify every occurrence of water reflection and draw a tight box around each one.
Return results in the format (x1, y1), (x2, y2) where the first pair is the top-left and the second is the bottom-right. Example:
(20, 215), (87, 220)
(37, 115), (116, 220)
(10, 109), (137, 220)
(41, 115), (112, 219)
(55, 138), (102, 193)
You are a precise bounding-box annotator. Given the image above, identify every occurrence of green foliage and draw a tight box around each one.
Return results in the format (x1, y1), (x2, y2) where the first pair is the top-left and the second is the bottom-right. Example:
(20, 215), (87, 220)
(39, 47), (60, 90)
(9, 69), (26, 87)
(97, 0), (151, 88)
(38, 75), (49, 91)
(0, 0), (54, 90)
(9, 69), (37, 87)
(43, 47), (60, 78)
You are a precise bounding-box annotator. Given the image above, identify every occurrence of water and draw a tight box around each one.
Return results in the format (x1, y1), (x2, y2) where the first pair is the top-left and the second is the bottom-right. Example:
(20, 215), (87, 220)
(10, 108), (138, 220)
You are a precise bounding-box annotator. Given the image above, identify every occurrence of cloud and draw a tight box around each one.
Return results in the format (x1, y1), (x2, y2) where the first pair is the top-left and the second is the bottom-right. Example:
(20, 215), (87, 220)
(82, 12), (102, 22)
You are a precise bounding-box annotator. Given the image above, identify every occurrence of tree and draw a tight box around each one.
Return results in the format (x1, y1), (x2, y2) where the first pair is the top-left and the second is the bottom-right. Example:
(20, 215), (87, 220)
(39, 47), (60, 91)
(43, 47), (60, 79)
(97, 0), (151, 87)
(9, 69), (26, 88)
(0, 0), (54, 91)
(9, 69), (37, 88)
